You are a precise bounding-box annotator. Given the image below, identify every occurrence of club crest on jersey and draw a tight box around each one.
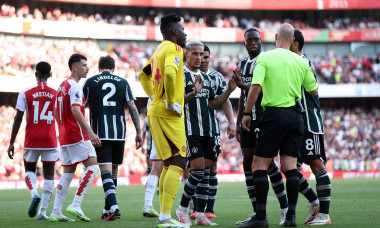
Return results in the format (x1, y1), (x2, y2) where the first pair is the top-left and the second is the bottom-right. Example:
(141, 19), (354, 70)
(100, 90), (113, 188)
(75, 92), (80, 98)
(182, 146), (186, 152)
(191, 147), (198, 154)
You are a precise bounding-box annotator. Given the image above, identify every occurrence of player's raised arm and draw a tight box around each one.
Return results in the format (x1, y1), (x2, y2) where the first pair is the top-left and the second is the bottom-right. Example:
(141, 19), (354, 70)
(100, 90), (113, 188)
(138, 59), (154, 98)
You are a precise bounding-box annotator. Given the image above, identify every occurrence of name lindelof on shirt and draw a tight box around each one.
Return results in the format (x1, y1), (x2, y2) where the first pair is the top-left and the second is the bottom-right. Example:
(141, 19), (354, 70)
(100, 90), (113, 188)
(94, 75), (122, 83)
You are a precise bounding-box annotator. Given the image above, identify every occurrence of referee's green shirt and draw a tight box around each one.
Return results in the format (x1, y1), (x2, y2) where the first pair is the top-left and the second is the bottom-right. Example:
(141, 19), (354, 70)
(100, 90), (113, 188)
(251, 48), (318, 108)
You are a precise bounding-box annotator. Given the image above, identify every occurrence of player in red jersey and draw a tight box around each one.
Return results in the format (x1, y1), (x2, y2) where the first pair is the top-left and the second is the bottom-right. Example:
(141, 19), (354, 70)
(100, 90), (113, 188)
(8, 61), (58, 220)
(50, 54), (101, 222)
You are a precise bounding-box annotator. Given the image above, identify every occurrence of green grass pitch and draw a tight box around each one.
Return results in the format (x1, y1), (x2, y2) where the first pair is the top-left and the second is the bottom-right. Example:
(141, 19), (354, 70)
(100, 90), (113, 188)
(1, 178), (379, 227)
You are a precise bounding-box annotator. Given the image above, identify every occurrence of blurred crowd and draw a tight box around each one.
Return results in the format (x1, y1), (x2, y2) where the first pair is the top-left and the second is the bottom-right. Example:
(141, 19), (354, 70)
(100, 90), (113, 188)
(0, 34), (379, 84)
(1, 3), (379, 30)
(312, 50), (380, 84)
(0, 34), (153, 80)
(1, 105), (379, 180)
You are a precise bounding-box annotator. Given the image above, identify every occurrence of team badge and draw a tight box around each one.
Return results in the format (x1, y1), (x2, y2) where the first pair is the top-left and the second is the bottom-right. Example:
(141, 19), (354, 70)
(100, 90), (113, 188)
(182, 146), (186, 152)
(191, 147), (198, 154)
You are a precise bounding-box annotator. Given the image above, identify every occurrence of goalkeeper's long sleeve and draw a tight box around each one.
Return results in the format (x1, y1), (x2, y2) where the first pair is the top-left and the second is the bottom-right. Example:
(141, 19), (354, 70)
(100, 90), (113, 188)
(164, 65), (177, 105)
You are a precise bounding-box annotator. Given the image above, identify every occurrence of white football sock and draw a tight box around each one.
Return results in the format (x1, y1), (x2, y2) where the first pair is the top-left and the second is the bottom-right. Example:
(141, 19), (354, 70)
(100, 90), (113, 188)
(71, 165), (98, 208)
(38, 179), (54, 215)
(25, 171), (38, 198)
(52, 172), (74, 216)
(144, 174), (159, 207)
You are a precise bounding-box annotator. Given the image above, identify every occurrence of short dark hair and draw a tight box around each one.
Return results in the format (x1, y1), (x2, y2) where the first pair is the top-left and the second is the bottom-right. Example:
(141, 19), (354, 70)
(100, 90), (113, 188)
(244, 28), (260, 37)
(36, 61), (51, 78)
(68, 53), (87, 71)
(203, 44), (210, 54)
(99, 56), (115, 70)
(294, 29), (304, 51)
(160, 14), (181, 33)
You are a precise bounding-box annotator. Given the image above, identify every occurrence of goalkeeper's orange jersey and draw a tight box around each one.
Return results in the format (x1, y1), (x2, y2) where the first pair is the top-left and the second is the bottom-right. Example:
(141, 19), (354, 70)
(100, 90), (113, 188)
(139, 40), (184, 119)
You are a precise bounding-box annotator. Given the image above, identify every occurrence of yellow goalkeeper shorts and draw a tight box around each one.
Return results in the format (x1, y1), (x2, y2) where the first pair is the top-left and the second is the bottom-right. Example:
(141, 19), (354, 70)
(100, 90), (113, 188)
(147, 115), (186, 160)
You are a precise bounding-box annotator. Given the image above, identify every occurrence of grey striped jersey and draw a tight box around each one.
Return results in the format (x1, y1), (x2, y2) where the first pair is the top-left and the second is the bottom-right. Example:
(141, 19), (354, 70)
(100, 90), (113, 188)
(184, 66), (218, 137)
(83, 71), (135, 140)
(143, 117), (153, 150)
(301, 54), (324, 134)
(239, 56), (263, 121)
(206, 69), (227, 136)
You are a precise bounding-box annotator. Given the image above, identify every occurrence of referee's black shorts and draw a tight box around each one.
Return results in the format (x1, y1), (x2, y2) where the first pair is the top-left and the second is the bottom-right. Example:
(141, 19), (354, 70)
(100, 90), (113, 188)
(240, 120), (260, 149)
(95, 140), (125, 165)
(255, 106), (304, 158)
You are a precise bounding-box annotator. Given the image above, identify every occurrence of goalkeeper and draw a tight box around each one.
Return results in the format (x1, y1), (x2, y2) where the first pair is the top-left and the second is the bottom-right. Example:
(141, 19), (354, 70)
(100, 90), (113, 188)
(138, 14), (188, 228)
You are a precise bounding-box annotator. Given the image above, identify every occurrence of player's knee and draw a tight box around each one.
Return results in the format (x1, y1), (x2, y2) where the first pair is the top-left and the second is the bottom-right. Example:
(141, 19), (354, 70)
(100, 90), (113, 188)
(87, 165), (100, 175)
(310, 159), (325, 172)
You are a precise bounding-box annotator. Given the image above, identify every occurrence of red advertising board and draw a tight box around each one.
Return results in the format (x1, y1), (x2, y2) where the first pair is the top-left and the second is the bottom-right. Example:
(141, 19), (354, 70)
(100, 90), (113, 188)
(40, 0), (380, 9)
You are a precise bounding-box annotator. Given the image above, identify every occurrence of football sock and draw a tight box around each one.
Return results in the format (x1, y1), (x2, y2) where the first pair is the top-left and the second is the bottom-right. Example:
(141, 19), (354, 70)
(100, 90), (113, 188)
(25, 171), (38, 198)
(38, 179), (54, 216)
(180, 169), (204, 208)
(161, 165), (183, 215)
(244, 169), (256, 212)
(159, 166), (168, 209)
(145, 174), (159, 207)
(284, 169), (300, 220)
(105, 173), (118, 210)
(196, 167), (210, 213)
(298, 171), (318, 204)
(253, 170), (269, 221)
(314, 169), (331, 214)
(206, 171), (217, 213)
(71, 165), (98, 208)
(112, 174), (118, 189)
(52, 172), (74, 215)
(101, 171), (118, 212)
(267, 161), (288, 209)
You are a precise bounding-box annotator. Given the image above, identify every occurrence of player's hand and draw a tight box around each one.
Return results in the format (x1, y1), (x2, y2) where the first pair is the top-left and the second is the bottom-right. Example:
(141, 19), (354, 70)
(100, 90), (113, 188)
(7, 144), (14, 159)
(242, 115), (251, 132)
(163, 99), (182, 117)
(193, 75), (204, 95)
(227, 78), (237, 92)
(89, 132), (102, 147)
(232, 68), (243, 87)
(135, 133), (143, 149)
(227, 122), (236, 140)
(236, 124), (241, 143)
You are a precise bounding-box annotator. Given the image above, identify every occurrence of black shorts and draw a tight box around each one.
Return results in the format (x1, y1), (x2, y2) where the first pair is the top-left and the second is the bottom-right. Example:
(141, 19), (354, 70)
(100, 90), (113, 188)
(211, 135), (221, 162)
(255, 106), (304, 158)
(240, 120), (260, 149)
(298, 131), (326, 165)
(186, 135), (215, 162)
(95, 140), (125, 165)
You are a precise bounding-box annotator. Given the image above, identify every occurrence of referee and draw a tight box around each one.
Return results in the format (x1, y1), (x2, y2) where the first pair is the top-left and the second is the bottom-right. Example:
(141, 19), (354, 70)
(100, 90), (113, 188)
(241, 23), (318, 227)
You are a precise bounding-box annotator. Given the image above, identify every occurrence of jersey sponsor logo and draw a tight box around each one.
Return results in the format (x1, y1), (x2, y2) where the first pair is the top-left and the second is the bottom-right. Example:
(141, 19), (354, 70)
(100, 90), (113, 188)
(187, 81), (193, 86)
(307, 151), (314, 156)
(191, 147), (198, 154)
(75, 92), (80, 99)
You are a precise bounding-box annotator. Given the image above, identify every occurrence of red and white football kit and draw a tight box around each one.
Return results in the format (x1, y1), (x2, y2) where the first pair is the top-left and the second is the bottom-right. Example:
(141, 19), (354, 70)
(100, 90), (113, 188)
(56, 78), (96, 166)
(16, 82), (59, 163)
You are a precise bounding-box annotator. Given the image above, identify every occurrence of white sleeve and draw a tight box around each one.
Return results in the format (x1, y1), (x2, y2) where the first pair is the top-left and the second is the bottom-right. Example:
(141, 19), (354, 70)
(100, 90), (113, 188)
(15, 91), (26, 112)
(68, 84), (83, 106)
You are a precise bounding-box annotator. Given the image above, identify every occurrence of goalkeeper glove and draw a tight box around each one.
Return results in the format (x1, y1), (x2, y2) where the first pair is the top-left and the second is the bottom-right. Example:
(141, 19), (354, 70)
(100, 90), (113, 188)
(162, 99), (182, 117)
